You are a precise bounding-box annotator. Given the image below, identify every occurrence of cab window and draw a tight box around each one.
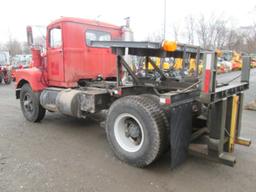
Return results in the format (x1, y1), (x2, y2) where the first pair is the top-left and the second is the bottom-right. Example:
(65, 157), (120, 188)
(85, 30), (111, 47)
(49, 28), (62, 48)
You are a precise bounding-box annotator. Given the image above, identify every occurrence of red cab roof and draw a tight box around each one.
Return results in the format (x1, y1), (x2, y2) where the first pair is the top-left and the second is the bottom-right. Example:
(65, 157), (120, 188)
(48, 17), (121, 30)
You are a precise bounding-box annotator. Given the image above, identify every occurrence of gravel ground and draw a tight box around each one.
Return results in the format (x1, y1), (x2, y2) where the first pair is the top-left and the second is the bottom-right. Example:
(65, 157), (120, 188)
(0, 69), (255, 192)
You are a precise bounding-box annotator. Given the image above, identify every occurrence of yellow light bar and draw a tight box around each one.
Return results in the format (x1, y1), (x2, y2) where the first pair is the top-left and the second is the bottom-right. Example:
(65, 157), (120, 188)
(162, 40), (177, 52)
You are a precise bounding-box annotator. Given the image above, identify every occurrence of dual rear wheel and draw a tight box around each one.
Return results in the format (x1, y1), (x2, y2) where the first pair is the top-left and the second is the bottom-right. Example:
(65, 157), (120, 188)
(106, 95), (169, 167)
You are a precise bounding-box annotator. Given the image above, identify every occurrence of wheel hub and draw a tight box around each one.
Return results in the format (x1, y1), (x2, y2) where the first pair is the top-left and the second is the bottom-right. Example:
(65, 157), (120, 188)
(125, 119), (141, 145)
(114, 113), (144, 152)
(23, 94), (33, 112)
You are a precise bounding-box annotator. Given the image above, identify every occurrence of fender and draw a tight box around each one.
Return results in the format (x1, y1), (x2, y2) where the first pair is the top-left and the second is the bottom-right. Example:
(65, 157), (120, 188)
(15, 67), (47, 98)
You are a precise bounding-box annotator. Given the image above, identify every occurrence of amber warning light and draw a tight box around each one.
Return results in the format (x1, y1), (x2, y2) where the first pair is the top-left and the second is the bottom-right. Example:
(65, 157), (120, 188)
(162, 40), (177, 52)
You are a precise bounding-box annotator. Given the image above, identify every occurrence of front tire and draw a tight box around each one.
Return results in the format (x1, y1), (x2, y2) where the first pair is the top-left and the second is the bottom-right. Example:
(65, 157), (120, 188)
(20, 84), (46, 122)
(106, 95), (167, 167)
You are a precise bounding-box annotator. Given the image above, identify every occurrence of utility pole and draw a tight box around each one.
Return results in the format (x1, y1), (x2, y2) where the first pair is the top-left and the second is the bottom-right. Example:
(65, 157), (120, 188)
(163, 0), (167, 39)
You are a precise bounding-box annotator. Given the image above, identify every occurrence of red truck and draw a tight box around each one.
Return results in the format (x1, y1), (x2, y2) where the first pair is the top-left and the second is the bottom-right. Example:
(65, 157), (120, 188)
(15, 17), (251, 168)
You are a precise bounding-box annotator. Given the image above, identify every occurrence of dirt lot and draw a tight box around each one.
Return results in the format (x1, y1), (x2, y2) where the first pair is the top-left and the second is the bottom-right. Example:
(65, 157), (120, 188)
(0, 70), (256, 192)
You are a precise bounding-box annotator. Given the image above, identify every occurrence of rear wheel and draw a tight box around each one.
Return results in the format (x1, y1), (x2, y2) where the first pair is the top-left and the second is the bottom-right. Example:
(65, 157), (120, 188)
(141, 94), (170, 151)
(141, 94), (169, 128)
(106, 95), (167, 167)
(20, 84), (46, 122)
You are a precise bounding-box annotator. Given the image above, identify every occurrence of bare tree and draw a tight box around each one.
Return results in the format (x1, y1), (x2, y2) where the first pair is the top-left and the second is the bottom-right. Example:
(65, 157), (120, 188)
(4, 31), (22, 56)
(243, 25), (256, 53)
(185, 15), (195, 44)
(196, 15), (209, 49)
(172, 23), (180, 41)
(146, 31), (163, 42)
(21, 42), (31, 54)
(181, 10), (256, 53)
(225, 29), (240, 50)
(184, 14), (234, 51)
(4, 39), (22, 56)
(212, 19), (228, 49)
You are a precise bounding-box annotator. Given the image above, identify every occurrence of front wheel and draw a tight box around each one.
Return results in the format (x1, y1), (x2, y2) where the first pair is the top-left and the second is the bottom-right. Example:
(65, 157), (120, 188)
(20, 84), (46, 122)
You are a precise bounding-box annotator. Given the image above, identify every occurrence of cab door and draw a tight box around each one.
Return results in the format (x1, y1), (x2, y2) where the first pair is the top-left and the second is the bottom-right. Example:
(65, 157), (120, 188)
(47, 25), (64, 83)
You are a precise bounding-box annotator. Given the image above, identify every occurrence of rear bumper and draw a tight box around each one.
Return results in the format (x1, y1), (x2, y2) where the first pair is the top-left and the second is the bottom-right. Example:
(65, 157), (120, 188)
(168, 82), (251, 168)
(189, 88), (251, 167)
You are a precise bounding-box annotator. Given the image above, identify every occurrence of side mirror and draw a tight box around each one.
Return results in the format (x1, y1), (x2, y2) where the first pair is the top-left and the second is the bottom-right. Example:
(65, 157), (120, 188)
(26, 26), (33, 46)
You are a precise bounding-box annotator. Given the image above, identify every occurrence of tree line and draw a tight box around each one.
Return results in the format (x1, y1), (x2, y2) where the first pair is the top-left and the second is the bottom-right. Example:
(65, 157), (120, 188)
(1, 13), (256, 55)
(0, 38), (30, 56)
(148, 14), (256, 54)
(183, 14), (256, 53)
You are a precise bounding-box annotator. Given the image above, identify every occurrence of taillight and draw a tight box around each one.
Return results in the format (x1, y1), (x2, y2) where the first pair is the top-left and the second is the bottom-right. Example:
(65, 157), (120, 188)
(113, 89), (122, 96)
(160, 97), (171, 105)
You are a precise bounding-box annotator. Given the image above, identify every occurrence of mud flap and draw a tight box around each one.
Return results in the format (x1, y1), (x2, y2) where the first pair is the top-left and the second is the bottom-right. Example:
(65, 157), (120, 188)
(170, 102), (192, 169)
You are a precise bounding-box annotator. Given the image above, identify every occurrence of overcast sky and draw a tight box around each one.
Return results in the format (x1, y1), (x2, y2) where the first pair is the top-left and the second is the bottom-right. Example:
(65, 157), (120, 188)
(0, 0), (255, 43)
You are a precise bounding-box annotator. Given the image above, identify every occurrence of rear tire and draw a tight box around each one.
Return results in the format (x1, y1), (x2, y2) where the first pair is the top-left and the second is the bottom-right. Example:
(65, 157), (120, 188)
(141, 94), (170, 151)
(106, 95), (167, 167)
(20, 84), (46, 122)
(141, 94), (170, 129)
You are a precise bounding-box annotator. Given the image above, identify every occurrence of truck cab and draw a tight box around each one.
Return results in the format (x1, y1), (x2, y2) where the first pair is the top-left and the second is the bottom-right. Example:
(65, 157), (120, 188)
(16, 17), (123, 91)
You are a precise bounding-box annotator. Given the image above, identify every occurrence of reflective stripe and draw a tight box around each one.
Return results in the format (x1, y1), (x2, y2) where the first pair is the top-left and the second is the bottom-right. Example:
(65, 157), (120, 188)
(203, 54), (212, 93)
(203, 70), (211, 93)
(206, 54), (212, 70)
